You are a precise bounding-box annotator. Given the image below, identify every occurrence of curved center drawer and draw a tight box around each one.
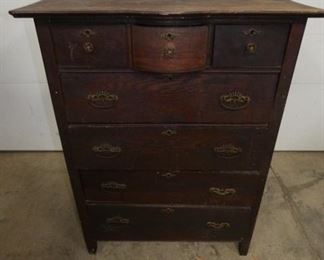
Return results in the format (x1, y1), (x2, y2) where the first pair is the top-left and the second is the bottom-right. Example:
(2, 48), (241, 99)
(68, 125), (267, 170)
(61, 72), (279, 124)
(132, 25), (209, 72)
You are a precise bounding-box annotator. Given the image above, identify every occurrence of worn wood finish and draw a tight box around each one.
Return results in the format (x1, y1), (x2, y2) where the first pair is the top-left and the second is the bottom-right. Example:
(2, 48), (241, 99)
(61, 72), (279, 123)
(81, 170), (260, 205)
(52, 24), (129, 68)
(9, 0), (324, 17)
(213, 24), (290, 68)
(10, 0), (324, 255)
(34, 18), (98, 253)
(132, 25), (209, 72)
(88, 204), (251, 241)
(238, 20), (308, 256)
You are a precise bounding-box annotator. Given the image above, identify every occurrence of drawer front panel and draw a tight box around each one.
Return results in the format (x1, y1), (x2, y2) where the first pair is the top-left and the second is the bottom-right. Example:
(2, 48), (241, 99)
(69, 125), (267, 170)
(81, 170), (260, 206)
(88, 204), (251, 241)
(62, 73), (278, 124)
(52, 25), (129, 68)
(132, 25), (209, 72)
(213, 24), (289, 68)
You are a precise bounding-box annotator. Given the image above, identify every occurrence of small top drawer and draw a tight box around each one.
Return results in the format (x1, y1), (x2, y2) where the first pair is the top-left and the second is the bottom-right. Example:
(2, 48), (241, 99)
(51, 24), (129, 69)
(213, 24), (290, 68)
(132, 25), (210, 73)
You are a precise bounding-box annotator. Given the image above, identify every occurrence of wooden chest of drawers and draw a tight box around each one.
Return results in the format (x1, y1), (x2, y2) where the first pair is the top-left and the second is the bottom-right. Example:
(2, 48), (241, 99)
(10, 0), (324, 255)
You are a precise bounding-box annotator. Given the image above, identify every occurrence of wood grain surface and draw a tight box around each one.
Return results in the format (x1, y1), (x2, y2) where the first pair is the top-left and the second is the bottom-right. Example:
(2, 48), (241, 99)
(81, 170), (260, 205)
(88, 204), (251, 241)
(9, 0), (324, 17)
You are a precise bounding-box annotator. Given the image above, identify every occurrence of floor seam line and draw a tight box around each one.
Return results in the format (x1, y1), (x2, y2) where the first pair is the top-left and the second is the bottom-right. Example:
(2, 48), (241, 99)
(270, 165), (321, 260)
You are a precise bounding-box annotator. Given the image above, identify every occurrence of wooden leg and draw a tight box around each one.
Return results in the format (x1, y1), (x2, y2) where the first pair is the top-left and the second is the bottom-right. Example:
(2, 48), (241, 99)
(85, 238), (97, 254)
(238, 238), (251, 256)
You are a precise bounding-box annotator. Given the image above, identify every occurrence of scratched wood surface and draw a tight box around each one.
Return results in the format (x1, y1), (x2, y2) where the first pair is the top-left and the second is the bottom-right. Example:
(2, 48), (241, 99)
(9, 0), (324, 17)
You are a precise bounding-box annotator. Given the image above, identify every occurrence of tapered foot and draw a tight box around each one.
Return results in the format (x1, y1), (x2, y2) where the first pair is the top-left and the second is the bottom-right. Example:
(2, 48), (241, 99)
(86, 238), (97, 254)
(238, 238), (251, 256)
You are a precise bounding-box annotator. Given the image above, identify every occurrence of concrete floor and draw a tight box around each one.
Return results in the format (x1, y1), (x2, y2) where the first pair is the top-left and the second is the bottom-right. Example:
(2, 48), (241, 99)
(0, 152), (323, 260)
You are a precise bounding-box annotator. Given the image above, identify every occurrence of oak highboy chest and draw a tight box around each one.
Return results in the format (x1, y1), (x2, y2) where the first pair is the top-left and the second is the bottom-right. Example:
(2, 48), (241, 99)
(10, 0), (324, 255)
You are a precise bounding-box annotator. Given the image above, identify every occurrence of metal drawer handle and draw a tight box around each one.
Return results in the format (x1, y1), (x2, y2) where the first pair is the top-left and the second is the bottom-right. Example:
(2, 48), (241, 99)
(161, 129), (177, 136)
(214, 144), (242, 158)
(83, 41), (95, 53)
(206, 222), (231, 230)
(101, 181), (127, 191)
(161, 32), (176, 41)
(92, 143), (122, 158)
(161, 208), (175, 214)
(163, 46), (176, 58)
(220, 91), (251, 111)
(87, 90), (119, 109)
(246, 43), (257, 54)
(106, 216), (130, 225)
(102, 216), (130, 232)
(209, 187), (236, 196)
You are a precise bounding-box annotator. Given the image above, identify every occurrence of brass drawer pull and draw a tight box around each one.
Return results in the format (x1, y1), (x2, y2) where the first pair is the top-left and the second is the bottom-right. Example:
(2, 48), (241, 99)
(214, 144), (242, 158)
(102, 216), (130, 232)
(161, 129), (177, 136)
(209, 187), (236, 196)
(206, 222), (231, 230)
(246, 43), (257, 54)
(106, 216), (130, 225)
(161, 208), (175, 214)
(82, 29), (96, 53)
(163, 46), (176, 58)
(101, 181), (127, 191)
(220, 91), (251, 111)
(83, 41), (95, 53)
(92, 143), (122, 158)
(161, 32), (176, 41)
(87, 90), (119, 109)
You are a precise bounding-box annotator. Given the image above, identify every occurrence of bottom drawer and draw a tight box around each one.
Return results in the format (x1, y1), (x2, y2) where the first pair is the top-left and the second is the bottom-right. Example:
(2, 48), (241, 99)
(88, 204), (251, 241)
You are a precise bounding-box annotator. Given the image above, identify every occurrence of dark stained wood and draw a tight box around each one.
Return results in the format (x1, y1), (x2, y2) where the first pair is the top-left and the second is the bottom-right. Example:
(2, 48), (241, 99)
(61, 72), (279, 124)
(34, 18), (98, 254)
(68, 124), (267, 170)
(132, 26), (209, 72)
(213, 24), (290, 68)
(238, 19), (307, 256)
(81, 170), (260, 205)
(88, 204), (251, 241)
(234, 20), (308, 255)
(52, 24), (129, 68)
(9, 0), (324, 17)
(9, 0), (323, 255)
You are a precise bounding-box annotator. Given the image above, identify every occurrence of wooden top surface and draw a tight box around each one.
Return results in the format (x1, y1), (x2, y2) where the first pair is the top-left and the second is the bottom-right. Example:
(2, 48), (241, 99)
(9, 0), (324, 17)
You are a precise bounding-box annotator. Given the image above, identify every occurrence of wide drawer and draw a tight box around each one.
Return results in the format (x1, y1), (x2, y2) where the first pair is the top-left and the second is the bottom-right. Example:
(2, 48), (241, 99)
(81, 170), (260, 206)
(51, 24), (129, 68)
(88, 204), (251, 241)
(68, 125), (267, 170)
(132, 25), (209, 72)
(213, 24), (289, 68)
(61, 72), (278, 124)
